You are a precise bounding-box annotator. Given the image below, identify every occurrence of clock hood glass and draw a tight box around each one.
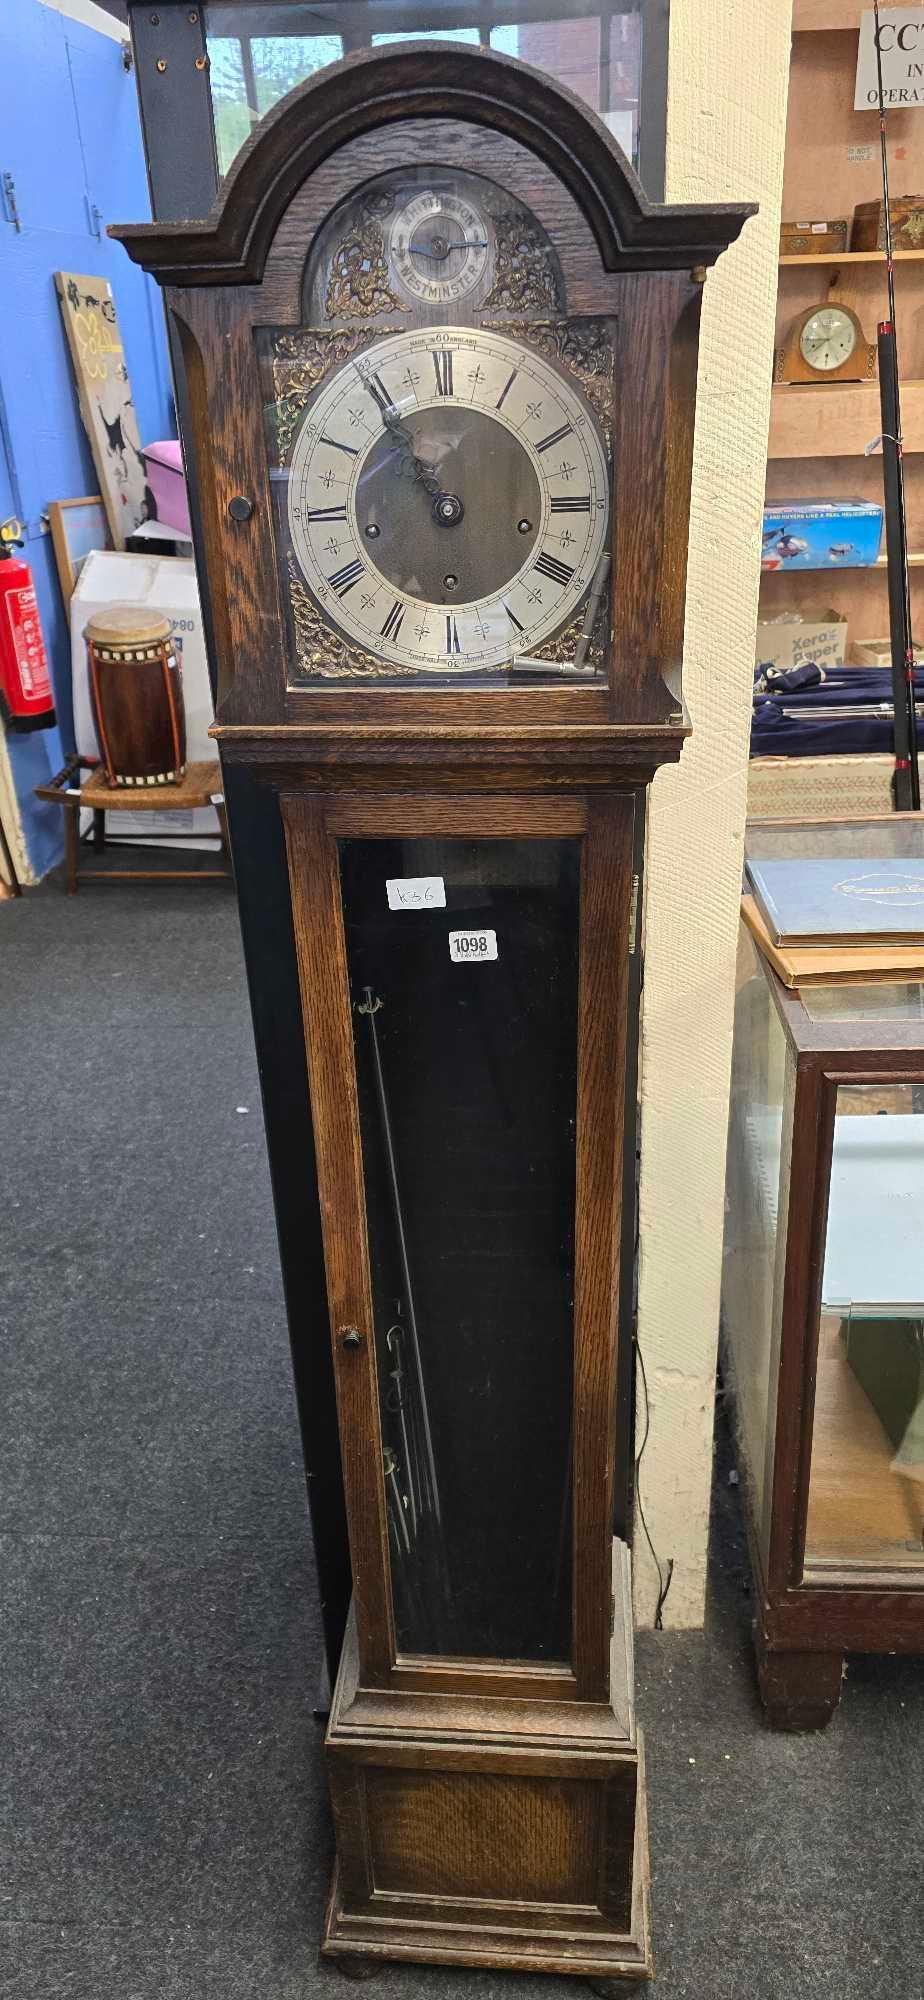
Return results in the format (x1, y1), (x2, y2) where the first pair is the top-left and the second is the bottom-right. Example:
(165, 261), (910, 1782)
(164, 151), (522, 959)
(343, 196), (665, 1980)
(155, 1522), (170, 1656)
(283, 325), (610, 676)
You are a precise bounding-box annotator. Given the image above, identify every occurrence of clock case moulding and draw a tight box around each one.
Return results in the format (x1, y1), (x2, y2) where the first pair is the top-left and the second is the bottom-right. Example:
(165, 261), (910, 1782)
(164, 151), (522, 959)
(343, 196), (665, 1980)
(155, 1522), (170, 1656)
(112, 43), (751, 1989)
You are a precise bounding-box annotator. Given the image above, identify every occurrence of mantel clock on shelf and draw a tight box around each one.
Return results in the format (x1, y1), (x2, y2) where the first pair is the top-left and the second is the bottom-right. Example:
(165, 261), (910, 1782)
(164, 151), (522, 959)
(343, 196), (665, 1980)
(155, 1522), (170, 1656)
(113, 45), (748, 1990)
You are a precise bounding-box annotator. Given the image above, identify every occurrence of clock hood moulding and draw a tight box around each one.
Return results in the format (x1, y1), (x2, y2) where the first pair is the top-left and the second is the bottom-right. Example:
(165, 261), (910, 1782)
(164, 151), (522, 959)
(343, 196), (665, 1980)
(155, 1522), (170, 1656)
(109, 42), (754, 284)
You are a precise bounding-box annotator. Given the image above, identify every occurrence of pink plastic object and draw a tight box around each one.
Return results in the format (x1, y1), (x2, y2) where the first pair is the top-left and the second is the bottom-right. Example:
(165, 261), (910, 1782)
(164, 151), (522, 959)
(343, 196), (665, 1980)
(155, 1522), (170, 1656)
(143, 440), (191, 537)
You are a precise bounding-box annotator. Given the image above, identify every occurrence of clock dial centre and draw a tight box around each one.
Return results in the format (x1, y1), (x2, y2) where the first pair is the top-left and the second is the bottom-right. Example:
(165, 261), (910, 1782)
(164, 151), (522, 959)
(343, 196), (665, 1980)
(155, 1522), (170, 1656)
(355, 405), (540, 604)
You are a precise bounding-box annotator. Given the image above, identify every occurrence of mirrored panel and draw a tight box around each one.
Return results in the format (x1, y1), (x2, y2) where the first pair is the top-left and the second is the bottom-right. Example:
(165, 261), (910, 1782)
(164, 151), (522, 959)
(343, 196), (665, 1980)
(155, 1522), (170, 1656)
(340, 835), (579, 1660)
(805, 1082), (924, 1574)
(722, 924), (794, 1558)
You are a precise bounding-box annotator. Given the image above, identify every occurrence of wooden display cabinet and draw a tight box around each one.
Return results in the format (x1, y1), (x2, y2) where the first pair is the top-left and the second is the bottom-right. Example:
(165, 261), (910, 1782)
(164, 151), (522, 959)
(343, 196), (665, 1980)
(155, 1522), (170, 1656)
(724, 817), (924, 1732)
(767, 7), (924, 643)
(112, 43), (748, 1984)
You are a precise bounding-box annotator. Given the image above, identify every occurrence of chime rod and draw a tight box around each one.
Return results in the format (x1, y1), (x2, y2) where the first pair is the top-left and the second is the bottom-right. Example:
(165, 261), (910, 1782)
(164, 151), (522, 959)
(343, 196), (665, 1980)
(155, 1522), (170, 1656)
(360, 987), (444, 1537)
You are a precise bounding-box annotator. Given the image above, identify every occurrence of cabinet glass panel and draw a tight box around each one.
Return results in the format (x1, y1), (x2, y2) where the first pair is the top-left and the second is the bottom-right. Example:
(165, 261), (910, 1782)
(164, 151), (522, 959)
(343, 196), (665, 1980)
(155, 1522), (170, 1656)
(205, 2), (648, 183)
(340, 836), (579, 1661)
(805, 1083), (924, 1574)
(722, 926), (793, 1556)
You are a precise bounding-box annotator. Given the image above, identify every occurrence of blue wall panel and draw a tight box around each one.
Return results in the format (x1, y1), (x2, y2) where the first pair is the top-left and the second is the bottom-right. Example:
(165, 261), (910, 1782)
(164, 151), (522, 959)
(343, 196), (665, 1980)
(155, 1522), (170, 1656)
(0, 1), (173, 875)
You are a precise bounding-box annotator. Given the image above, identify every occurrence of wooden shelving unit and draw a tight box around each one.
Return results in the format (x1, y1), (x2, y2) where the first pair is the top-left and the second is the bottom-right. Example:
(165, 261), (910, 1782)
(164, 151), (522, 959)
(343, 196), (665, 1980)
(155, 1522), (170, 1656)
(780, 249), (924, 266)
(765, 10), (924, 647)
(769, 380), (924, 459)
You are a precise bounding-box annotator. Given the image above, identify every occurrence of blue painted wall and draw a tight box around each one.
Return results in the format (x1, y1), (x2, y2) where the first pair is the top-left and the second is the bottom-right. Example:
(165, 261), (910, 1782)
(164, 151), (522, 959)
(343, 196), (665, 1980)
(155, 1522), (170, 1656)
(0, 0), (173, 877)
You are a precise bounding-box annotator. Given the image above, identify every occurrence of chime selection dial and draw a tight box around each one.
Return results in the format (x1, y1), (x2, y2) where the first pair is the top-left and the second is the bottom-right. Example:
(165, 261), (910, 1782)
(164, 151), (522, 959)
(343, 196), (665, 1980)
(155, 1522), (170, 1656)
(286, 325), (610, 673)
(387, 190), (492, 306)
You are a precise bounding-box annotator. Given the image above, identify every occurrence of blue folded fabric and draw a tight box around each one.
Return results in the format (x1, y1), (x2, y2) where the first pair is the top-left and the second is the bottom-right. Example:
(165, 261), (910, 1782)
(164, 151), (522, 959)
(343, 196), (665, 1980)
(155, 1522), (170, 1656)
(751, 663), (924, 757)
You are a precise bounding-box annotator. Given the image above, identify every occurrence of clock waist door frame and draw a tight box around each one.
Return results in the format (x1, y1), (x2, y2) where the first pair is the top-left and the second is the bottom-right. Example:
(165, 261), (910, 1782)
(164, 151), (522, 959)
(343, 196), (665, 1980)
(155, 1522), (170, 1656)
(281, 785), (636, 1708)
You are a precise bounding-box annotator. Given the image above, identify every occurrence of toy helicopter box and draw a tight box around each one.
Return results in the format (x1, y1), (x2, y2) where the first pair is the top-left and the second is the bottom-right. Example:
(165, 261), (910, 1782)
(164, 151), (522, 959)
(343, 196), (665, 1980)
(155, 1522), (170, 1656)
(762, 499), (882, 571)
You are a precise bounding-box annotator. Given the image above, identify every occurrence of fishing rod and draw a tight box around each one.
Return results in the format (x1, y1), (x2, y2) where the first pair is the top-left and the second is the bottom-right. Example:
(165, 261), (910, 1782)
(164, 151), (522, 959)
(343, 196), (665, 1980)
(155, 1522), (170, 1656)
(873, 0), (921, 810)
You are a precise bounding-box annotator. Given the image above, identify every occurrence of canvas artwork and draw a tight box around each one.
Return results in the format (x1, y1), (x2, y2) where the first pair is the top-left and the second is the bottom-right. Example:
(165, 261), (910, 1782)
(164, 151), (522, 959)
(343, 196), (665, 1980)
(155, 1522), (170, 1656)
(54, 272), (151, 550)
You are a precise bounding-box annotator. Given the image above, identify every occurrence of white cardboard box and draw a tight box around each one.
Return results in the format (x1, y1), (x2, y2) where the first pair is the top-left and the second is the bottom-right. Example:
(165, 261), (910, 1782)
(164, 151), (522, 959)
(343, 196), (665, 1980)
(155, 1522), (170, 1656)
(755, 614), (847, 673)
(70, 550), (218, 843)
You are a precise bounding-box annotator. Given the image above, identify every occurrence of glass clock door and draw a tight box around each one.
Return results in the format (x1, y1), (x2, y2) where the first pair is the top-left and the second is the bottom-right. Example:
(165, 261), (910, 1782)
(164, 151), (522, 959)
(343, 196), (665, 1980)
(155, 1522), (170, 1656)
(341, 835), (579, 1661)
(283, 791), (635, 1692)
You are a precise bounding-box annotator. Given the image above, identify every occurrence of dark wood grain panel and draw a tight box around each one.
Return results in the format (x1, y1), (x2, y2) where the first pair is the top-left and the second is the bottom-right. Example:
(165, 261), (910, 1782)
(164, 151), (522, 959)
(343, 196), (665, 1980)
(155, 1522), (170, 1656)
(323, 793), (588, 836)
(365, 1768), (601, 1905)
(282, 793), (394, 1679)
(571, 793), (635, 1699)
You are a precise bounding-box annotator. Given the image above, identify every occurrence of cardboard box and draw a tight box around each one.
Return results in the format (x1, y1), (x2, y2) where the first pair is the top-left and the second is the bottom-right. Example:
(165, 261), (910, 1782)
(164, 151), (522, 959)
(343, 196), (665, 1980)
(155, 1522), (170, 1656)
(70, 550), (218, 844)
(851, 636), (924, 668)
(756, 613), (847, 672)
(762, 499), (882, 571)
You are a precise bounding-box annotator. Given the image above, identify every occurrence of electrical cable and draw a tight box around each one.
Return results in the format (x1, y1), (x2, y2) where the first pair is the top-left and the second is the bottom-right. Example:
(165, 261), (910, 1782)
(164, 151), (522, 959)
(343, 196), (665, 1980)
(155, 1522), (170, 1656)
(633, 1313), (674, 1631)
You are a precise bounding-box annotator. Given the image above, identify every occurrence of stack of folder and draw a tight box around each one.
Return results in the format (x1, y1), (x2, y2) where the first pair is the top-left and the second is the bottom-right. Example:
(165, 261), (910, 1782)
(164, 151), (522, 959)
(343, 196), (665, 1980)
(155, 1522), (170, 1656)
(743, 853), (924, 988)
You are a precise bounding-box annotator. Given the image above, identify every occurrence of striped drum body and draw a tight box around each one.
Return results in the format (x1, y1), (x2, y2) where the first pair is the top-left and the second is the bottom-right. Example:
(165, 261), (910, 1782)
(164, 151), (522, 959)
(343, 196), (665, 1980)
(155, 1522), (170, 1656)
(85, 607), (186, 787)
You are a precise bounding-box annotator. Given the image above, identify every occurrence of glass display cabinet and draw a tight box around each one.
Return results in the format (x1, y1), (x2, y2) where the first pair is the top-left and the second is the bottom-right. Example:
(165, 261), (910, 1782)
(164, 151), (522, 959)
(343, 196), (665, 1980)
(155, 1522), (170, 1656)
(724, 818), (924, 1734)
(112, 32), (748, 1986)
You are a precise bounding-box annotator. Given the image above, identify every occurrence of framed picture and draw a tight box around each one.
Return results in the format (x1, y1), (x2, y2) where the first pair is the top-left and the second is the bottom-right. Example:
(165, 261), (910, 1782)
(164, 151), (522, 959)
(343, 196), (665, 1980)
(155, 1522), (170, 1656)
(47, 496), (110, 606)
(54, 273), (152, 549)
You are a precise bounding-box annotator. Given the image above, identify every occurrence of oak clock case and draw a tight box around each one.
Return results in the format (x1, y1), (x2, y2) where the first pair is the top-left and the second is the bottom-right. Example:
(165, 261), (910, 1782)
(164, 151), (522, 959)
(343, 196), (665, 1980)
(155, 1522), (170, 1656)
(111, 41), (749, 1991)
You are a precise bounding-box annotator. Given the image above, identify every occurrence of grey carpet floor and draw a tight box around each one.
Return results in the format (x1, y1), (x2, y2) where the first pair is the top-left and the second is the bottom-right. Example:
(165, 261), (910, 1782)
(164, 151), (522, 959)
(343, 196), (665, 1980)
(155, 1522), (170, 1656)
(1, 878), (921, 2000)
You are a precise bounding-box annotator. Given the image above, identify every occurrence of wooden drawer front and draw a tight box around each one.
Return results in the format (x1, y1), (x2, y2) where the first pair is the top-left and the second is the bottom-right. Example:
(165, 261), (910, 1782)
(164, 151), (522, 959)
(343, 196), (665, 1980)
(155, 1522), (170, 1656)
(365, 1768), (600, 1906)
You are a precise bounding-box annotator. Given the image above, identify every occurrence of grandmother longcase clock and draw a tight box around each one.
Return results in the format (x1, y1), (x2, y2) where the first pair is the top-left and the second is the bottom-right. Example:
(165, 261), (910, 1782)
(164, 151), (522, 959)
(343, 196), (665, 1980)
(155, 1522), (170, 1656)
(114, 45), (748, 1989)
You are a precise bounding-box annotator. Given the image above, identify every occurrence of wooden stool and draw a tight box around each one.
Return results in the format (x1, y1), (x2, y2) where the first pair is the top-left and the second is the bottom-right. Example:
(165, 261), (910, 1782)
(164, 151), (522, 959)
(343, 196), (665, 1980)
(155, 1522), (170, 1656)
(35, 755), (231, 894)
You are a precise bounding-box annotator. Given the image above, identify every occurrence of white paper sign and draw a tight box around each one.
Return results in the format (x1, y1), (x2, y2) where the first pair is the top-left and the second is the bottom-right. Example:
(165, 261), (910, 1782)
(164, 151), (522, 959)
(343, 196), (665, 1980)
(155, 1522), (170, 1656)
(448, 929), (498, 963)
(855, 9), (924, 109)
(386, 875), (446, 911)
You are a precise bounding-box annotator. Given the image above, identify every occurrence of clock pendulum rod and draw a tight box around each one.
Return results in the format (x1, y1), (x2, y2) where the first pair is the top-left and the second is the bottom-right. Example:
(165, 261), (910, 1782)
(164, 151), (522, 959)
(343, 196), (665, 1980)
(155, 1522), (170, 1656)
(357, 986), (453, 1644)
(873, 0), (921, 812)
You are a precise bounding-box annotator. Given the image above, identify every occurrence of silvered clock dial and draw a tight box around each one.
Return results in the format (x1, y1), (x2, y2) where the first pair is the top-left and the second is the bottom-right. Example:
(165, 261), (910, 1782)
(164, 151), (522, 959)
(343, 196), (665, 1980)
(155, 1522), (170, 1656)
(286, 325), (610, 675)
(387, 189), (493, 306)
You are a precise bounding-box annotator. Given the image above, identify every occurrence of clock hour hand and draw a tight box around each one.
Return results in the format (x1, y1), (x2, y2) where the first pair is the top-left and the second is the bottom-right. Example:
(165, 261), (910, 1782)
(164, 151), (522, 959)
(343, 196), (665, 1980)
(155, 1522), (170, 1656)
(381, 407), (464, 527)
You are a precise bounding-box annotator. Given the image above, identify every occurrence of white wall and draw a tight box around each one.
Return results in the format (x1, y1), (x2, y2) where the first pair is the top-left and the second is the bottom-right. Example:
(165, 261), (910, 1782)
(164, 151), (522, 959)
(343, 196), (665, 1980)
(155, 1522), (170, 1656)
(633, 0), (793, 1627)
(39, 0), (124, 41)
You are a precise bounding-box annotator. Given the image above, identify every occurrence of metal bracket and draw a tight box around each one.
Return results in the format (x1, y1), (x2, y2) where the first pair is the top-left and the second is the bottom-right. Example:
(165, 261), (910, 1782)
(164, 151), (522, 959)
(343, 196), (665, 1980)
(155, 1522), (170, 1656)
(628, 872), (641, 956)
(1, 172), (21, 233)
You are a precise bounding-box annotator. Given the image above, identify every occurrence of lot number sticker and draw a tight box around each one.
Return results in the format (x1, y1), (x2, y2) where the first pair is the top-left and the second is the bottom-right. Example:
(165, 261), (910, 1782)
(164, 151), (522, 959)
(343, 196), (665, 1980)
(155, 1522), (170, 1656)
(448, 929), (498, 963)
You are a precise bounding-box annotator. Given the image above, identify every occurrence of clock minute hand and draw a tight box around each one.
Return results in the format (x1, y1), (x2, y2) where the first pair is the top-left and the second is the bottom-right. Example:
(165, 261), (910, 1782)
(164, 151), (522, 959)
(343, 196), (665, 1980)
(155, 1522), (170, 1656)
(407, 239), (489, 257)
(381, 406), (442, 496)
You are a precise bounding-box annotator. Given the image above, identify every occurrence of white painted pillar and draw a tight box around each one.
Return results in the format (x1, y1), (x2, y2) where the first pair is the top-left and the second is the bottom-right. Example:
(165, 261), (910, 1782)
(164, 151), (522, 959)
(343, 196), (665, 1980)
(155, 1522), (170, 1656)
(633, 0), (793, 1627)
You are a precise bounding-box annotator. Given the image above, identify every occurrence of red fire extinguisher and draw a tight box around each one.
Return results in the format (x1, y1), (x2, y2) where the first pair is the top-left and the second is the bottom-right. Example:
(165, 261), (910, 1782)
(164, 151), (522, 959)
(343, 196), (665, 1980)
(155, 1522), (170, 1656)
(0, 517), (56, 731)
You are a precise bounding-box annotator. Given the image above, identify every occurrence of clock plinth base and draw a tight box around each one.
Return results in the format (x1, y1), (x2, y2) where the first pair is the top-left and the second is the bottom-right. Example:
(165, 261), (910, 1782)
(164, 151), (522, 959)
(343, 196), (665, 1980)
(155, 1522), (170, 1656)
(322, 1547), (651, 1988)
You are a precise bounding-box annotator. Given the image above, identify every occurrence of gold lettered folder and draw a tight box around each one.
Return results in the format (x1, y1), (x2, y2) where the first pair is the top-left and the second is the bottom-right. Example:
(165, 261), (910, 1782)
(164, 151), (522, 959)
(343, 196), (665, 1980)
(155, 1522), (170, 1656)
(741, 895), (924, 989)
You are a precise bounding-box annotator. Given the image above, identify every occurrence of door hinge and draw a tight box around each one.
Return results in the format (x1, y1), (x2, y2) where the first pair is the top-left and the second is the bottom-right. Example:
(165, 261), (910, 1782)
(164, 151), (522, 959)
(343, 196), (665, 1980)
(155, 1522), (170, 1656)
(1, 173), (21, 233)
(628, 872), (641, 955)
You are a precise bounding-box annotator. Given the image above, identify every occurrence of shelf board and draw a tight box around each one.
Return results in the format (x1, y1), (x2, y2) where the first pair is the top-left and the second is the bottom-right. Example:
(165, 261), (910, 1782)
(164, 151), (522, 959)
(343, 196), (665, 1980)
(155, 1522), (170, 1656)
(760, 553), (924, 578)
(780, 250), (924, 266)
(792, 0), (862, 28)
(769, 379), (924, 458)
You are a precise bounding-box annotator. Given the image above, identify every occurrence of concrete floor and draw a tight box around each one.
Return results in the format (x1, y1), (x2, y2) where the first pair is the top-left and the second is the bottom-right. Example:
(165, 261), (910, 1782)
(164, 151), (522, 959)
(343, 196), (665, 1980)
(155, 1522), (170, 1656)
(1, 877), (921, 2000)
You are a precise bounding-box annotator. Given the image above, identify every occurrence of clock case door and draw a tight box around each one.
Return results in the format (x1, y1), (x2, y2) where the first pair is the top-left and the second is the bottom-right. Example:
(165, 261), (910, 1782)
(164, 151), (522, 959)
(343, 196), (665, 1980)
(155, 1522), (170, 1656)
(283, 784), (650, 1977)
